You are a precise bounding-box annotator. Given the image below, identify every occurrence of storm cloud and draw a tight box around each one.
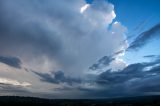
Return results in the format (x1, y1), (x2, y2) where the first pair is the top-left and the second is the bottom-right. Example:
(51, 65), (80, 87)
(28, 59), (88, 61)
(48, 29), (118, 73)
(2, 0), (159, 99)
(0, 0), (128, 77)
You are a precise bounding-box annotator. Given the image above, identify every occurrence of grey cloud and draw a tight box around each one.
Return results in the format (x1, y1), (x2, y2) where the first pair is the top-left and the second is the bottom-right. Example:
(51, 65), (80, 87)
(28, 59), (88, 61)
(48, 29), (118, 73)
(0, 83), (52, 98)
(89, 56), (115, 70)
(0, 0), (129, 98)
(96, 63), (145, 85)
(0, 83), (31, 96)
(131, 75), (160, 92)
(53, 60), (160, 98)
(89, 49), (126, 71)
(0, 9), (62, 57)
(33, 71), (82, 85)
(113, 50), (124, 56)
(0, 0), (72, 67)
(32, 72), (58, 84)
(128, 23), (160, 50)
(143, 55), (158, 58)
(0, 56), (21, 68)
(0, 80), (60, 99)
(29, 58), (160, 98)
(92, 60), (160, 96)
(0, 0), (127, 77)
(96, 62), (157, 85)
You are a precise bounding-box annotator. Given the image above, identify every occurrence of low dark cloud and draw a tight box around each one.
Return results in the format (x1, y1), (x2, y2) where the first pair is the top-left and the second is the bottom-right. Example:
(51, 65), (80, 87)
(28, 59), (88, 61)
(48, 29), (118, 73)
(96, 63), (145, 85)
(0, 83), (32, 97)
(34, 53), (160, 98)
(0, 56), (21, 68)
(33, 71), (82, 85)
(89, 56), (114, 70)
(96, 60), (160, 85)
(92, 59), (160, 96)
(51, 57), (160, 98)
(128, 23), (160, 50)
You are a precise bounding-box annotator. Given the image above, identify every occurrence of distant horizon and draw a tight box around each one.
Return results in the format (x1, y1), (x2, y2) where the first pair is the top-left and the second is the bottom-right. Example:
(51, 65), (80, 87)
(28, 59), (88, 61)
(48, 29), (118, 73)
(1, 94), (160, 99)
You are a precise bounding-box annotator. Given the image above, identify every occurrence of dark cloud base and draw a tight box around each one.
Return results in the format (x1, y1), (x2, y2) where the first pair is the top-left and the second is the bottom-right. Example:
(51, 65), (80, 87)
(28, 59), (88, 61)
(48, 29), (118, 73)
(33, 71), (82, 85)
(0, 56), (21, 68)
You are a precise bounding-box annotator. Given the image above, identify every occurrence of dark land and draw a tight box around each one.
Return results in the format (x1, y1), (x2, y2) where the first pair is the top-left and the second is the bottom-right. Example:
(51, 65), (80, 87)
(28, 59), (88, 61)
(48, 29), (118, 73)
(0, 95), (160, 106)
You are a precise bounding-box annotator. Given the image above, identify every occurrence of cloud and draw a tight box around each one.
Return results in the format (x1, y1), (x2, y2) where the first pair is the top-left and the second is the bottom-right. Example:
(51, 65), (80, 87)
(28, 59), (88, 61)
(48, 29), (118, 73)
(96, 63), (145, 85)
(89, 59), (160, 96)
(89, 56), (115, 70)
(0, 77), (31, 87)
(80, 4), (90, 13)
(0, 0), (127, 77)
(52, 60), (160, 98)
(143, 55), (158, 58)
(96, 61), (160, 85)
(50, 57), (160, 98)
(0, 56), (21, 68)
(0, 0), (130, 98)
(83, 0), (116, 26)
(89, 49), (127, 73)
(0, 82), (37, 97)
(128, 23), (160, 50)
(33, 71), (82, 86)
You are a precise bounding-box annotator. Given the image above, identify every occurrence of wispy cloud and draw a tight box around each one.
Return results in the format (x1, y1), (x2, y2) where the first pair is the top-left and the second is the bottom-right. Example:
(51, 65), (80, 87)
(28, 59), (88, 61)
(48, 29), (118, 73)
(143, 55), (158, 58)
(0, 77), (31, 87)
(128, 23), (160, 50)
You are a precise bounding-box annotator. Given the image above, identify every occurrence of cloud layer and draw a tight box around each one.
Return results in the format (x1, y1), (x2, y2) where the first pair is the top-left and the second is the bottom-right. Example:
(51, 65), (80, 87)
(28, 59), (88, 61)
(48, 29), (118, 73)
(1, 0), (159, 99)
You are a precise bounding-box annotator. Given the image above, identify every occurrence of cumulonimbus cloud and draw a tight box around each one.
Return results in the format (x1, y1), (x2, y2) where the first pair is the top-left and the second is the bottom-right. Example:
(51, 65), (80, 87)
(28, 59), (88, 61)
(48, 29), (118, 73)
(0, 0), (127, 75)
(0, 0), (129, 98)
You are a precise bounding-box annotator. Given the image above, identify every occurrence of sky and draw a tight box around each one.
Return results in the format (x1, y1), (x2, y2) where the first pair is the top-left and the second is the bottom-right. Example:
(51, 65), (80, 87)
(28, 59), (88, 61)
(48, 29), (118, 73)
(0, 0), (160, 99)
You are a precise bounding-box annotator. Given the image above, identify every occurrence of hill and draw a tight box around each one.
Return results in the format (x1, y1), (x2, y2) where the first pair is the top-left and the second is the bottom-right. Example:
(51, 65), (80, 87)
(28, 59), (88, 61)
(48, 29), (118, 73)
(0, 95), (160, 106)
